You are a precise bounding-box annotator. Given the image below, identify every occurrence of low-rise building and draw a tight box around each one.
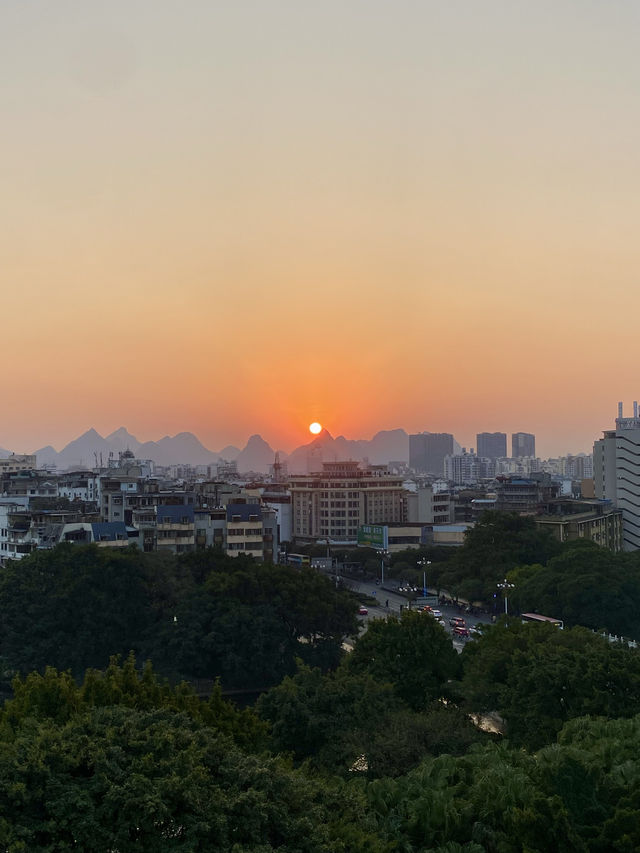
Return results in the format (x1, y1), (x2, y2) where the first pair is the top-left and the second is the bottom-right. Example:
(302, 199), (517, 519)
(535, 498), (623, 551)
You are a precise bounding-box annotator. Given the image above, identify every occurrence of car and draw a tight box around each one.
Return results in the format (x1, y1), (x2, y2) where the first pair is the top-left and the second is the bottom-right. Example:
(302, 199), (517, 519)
(469, 624), (482, 636)
(449, 617), (466, 628)
(430, 609), (443, 619)
(452, 625), (470, 638)
(358, 605), (368, 616)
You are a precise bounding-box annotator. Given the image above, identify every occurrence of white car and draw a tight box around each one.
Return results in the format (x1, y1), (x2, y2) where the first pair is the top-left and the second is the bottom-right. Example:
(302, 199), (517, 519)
(430, 609), (443, 619)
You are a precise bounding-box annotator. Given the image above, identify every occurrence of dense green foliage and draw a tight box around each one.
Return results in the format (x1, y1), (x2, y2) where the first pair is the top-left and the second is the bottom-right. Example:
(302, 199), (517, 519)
(346, 610), (461, 711)
(258, 661), (484, 778)
(460, 619), (640, 749)
(0, 545), (358, 686)
(508, 539), (640, 638)
(6, 532), (640, 849)
(439, 512), (561, 602)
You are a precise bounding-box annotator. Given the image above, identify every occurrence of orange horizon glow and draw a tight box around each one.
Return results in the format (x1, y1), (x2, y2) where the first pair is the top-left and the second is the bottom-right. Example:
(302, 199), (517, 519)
(1, 3), (638, 459)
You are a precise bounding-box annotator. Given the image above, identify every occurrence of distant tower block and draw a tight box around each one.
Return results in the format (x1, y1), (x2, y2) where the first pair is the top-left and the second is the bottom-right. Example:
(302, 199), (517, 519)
(619, 401), (624, 418)
(634, 402), (638, 418)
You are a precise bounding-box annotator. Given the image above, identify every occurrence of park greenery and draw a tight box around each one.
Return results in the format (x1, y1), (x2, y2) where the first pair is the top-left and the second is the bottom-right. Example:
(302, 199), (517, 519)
(4, 521), (640, 848)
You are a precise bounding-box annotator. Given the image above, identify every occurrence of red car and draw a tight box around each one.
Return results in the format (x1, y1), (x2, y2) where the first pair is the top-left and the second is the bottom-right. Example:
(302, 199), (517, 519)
(452, 625), (470, 638)
(449, 617), (466, 628)
(358, 605), (368, 616)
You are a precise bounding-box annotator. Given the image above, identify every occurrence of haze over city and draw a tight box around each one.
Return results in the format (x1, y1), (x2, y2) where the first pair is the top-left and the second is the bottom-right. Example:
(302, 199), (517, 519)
(3, 1), (639, 456)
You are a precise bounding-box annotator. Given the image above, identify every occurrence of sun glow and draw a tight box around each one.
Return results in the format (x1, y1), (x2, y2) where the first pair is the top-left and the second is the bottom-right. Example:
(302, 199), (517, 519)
(309, 422), (322, 435)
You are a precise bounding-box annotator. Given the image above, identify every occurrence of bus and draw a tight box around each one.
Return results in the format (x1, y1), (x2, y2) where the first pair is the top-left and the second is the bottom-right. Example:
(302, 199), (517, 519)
(287, 553), (311, 568)
(521, 613), (564, 629)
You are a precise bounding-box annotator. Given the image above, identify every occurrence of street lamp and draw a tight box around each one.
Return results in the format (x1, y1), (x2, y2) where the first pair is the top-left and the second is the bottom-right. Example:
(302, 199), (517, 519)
(497, 579), (515, 615)
(417, 558), (431, 599)
(380, 549), (390, 586)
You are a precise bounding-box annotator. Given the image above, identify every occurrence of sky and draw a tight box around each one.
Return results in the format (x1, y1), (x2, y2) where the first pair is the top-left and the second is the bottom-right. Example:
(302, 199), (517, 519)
(2, 0), (640, 457)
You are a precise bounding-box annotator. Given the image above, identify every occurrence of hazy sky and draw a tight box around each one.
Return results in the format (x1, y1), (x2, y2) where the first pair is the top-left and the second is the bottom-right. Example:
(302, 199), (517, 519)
(2, 1), (639, 456)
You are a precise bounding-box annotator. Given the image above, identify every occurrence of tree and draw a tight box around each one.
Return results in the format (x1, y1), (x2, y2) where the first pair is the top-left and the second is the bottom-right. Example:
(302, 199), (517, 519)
(148, 556), (359, 687)
(509, 539), (640, 638)
(461, 619), (640, 749)
(0, 544), (153, 678)
(346, 611), (461, 711)
(0, 705), (359, 852)
(257, 663), (400, 773)
(2, 655), (268, 753)
(439, 512), (561, 602)
(0, 545), (359, 691)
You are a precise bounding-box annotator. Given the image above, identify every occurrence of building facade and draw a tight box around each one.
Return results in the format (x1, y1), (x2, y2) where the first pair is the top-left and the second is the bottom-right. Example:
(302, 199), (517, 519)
(512, 433), (536, 458)
(476, 432), (507, 460)
(535, 498), (623, 552)
(594, 403), (640, 550)
(409, 433), (455, 475)
(289, 461), (406, 544)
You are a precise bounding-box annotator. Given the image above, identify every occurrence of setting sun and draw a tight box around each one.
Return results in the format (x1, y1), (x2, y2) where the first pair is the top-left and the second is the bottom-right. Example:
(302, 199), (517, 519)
(309, 422), (322, 435)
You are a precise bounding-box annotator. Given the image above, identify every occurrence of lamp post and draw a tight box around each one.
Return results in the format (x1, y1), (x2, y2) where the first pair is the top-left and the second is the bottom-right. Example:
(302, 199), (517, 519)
(417, 558), (431, 599)
(497, 579), (515, 615)
(380, 549), (389, 586)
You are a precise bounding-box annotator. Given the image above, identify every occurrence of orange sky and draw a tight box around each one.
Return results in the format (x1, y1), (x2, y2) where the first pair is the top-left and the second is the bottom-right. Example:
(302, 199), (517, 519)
(2, 1), (639, 457)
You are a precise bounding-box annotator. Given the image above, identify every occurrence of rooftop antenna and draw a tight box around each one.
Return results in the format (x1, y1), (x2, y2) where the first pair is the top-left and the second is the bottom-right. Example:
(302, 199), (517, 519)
(272, 452), (283, 483)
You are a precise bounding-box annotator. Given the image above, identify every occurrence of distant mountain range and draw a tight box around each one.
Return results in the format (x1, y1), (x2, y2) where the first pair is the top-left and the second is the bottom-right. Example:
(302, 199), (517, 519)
(1, 426), (412, 474)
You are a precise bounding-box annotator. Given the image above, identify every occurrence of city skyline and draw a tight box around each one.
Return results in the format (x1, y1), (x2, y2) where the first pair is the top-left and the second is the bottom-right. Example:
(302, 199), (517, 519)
(3, 2), (639, 457)
(0, 418), (597, 461)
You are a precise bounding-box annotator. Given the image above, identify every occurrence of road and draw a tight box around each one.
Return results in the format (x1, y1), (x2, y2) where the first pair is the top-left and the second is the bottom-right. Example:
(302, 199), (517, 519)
(338, 576), (494, 652)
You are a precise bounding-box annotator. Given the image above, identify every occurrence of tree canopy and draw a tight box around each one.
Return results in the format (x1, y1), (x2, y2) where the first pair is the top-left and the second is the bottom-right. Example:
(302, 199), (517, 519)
(0, 545), (359, 689)
(460, 619), (640, 749)
(439, 512), (561, 602)
(508, 539), (640, 639)
(345, 610), (461, 711)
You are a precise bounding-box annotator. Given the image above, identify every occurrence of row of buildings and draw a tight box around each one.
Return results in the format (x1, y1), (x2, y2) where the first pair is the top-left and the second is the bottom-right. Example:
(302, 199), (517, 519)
(0, 431), (622, 565)
(409, 431), (536, 474)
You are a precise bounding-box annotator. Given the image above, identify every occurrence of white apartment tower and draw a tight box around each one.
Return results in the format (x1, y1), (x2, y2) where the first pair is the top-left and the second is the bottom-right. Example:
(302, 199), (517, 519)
(594, 401), (640, 550)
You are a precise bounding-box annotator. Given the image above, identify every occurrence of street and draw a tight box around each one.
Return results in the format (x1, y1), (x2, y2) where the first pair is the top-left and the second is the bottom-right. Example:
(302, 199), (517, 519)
(338, 576), (494, 652)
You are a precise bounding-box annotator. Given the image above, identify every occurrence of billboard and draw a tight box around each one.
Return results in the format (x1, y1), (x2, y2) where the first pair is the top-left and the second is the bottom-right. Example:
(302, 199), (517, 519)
(357, 524), (388, 550)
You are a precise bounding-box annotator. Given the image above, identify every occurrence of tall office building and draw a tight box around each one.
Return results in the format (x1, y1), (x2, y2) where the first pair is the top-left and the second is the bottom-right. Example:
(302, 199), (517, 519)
(409, 433), (455, 475)
(594, 402), (640, 550)
(476, 432), (507, 460)
(512, 432), (536, 458)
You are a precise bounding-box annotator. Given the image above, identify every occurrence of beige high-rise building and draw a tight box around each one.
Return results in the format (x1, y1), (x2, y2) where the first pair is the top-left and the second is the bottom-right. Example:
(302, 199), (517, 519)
(289, 461), (406, 544)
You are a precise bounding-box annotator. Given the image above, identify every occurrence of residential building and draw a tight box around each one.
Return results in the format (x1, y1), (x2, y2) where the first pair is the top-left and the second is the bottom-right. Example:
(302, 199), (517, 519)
(155, 504), (195, 554)
(409, 433), (455, 475)
(0, 454), (37, 474)
(406, 485), (454, 524)
(512, 433), (536, 458)
(476, 432), (507, 460)
(494, 474), (559, 514)
(444, 451), (482, 485)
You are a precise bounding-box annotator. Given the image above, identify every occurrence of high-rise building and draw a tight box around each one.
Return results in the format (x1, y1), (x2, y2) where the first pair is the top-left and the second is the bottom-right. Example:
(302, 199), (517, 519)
(594, 402), (640, 550)
(409, 433), (455, 475)
(476, 432), (507, 460)
(512, 432), (536, 458)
